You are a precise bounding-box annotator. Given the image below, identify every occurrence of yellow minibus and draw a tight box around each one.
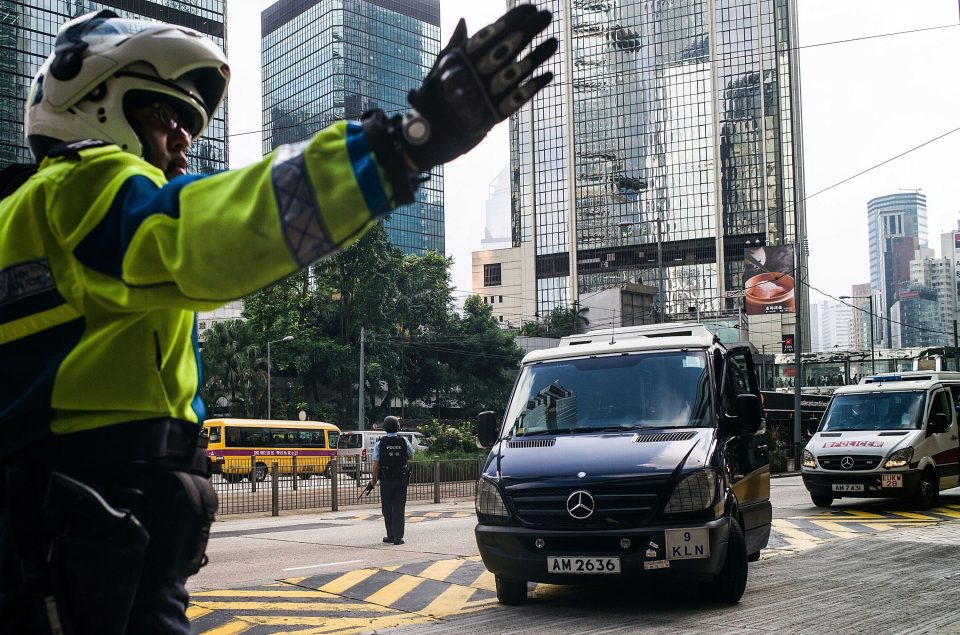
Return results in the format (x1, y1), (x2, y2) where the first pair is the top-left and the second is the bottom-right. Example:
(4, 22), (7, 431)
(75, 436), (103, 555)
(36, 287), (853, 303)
(202, 418), (340, 483)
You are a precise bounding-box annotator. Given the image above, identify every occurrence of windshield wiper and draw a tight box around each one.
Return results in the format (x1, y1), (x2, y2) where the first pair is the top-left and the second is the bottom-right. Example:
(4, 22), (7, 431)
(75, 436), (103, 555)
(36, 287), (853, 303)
(515, 428), (574, 437)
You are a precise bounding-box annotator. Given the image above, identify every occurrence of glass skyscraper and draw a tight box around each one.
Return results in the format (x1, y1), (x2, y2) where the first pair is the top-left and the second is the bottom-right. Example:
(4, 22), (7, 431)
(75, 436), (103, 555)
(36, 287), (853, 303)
(0, 1), (228, 173)
(510, 0), (807, 339)
(261, 0), (443, 256)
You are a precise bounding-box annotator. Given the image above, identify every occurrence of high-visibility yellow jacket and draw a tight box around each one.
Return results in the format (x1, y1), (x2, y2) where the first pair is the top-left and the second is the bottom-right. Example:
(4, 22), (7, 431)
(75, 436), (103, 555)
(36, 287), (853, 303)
(0, 122), (396, 455)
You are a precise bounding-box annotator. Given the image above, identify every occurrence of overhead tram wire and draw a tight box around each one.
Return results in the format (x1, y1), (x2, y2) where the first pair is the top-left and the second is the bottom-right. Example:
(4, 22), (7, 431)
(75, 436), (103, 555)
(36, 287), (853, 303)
(224, 23), (960, 142)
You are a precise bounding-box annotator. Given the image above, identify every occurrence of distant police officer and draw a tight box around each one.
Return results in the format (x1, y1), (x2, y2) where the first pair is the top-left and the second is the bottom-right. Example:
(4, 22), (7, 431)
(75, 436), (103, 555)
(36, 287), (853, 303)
(368, 417), (414, 545)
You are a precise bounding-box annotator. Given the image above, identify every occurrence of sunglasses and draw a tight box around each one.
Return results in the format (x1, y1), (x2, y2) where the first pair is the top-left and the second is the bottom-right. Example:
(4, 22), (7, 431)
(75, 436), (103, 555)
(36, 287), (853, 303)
(147, 101), (195, 137)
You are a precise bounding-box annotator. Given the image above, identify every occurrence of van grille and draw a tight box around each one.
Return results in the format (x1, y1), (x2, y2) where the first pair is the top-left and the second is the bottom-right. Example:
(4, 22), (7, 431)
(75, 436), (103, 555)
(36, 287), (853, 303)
(633, 431), (696, 443)
(817, 455), (882, 471)
(506, 477), (670, 529)
(508, 439), (557, 448)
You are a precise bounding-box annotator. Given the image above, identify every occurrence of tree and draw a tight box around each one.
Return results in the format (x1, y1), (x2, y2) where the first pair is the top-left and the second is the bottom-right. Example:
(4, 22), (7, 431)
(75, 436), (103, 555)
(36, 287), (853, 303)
(200, 319), (263, 417)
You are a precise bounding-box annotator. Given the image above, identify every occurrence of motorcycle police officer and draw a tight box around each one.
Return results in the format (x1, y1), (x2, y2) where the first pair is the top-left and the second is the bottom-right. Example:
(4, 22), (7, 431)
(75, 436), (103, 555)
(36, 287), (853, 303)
(368, 416), (414, 545)
(0, 7), (556, 633)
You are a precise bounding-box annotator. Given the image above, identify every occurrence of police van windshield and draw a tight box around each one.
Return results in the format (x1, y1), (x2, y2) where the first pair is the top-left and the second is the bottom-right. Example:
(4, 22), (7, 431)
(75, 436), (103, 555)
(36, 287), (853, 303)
(504, 351), (712, 436)
(820, 391), (924, 431)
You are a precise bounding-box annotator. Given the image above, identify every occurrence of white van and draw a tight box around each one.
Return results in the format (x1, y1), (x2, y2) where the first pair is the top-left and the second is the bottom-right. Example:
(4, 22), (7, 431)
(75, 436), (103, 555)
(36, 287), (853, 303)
(337, 430), (428, 473)
(801, 371), (960, 509)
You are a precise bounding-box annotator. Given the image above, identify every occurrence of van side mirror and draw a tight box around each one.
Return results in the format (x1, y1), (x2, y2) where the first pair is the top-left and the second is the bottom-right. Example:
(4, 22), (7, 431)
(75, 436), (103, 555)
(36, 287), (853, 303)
(806, 418), (820, 437)
(735, 393), (762, 435)
(477, 411), (499, 447)
(928, 411), (949, 434)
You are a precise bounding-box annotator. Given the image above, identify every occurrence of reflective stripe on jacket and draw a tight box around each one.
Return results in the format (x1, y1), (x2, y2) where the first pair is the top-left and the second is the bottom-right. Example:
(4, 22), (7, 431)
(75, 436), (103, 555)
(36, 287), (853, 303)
(0, 122), (395, 455)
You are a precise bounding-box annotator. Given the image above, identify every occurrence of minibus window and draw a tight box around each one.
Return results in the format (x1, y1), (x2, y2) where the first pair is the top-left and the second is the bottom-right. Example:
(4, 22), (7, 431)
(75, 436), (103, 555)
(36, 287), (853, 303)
(208, 427), (221, 444)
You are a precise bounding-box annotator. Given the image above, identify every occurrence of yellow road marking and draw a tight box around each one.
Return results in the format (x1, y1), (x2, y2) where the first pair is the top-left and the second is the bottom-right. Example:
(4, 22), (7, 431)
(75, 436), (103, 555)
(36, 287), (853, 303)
(318, 568), (379, 594)
(419, 583), (476, 617)
(192, 589), (341, 598)
(934, 508), (960, 519)
(771, 519), (822, 550)
(472, 570), (496, 592)
(228, 614), (428, 634)
(407, 516), (426, 523)
(846, 510), (888, 519)
(887, 511), (937, 520)
(419, 558), (464, 582)
(809, 519), (862, 537)
(197, 619), (255, 635)
(190, 601), (388, 612)
(186, 605), (213, 620)
(366, 574), (426, 606)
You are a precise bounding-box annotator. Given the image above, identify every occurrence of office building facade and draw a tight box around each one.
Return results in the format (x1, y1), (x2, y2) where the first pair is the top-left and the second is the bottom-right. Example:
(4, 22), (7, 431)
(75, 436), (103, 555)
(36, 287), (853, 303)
(0, 0), (228, 172)
(261, 0), (443, 256)
(509, 0), (807, 346)
(867, 191), (927, 344)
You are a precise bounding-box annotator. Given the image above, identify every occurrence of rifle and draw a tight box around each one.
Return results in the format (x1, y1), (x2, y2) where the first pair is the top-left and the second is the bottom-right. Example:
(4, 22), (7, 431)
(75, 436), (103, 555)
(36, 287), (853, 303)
(356, 482), (374, 503)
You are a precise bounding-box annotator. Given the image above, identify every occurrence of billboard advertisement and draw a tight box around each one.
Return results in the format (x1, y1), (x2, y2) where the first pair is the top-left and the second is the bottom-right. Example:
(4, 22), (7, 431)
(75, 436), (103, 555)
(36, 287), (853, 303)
(743, 245), (796, 315)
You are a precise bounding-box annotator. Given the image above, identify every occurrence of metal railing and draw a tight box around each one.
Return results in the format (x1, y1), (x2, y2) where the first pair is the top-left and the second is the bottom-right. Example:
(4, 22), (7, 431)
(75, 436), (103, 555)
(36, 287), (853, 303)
(212, 457), (485, 516)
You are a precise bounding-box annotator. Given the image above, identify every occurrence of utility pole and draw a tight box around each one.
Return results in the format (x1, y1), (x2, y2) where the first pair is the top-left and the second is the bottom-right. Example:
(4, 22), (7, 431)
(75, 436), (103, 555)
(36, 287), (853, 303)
(793, 244), (803, 446)
(358, 326), (365, 431)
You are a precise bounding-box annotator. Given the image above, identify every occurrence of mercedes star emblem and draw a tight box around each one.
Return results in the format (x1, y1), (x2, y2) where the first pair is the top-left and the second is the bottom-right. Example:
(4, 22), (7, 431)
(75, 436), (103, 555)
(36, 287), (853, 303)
(840, 456), (855, 470)
(566, 490), (595, 520)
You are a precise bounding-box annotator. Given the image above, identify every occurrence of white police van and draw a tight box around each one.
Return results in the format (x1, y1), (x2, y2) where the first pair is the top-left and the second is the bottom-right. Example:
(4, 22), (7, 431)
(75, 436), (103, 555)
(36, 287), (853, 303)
(801, 371), (960, 508)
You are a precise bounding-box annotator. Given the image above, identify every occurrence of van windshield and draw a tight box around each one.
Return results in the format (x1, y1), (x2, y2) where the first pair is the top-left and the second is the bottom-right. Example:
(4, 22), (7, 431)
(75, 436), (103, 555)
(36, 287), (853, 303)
(504, 351), (712, 436)
(820, 391), (924, 431)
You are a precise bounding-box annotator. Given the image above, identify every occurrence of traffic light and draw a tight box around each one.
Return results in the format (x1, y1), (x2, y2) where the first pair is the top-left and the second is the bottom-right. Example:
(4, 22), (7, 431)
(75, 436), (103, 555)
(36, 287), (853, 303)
(782, 335), (795, 354)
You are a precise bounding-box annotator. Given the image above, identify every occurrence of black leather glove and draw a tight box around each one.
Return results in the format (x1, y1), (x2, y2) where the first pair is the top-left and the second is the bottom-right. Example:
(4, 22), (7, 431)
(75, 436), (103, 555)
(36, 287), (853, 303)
(401, 4), (558, 171)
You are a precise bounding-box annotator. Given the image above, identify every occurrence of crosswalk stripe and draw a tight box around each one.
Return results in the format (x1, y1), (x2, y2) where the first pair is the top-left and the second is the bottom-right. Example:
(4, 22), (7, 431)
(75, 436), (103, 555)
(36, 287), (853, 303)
(888, 511), (937, 520)
(225, 614), (425, 633)
(935, 508), (960, 519)
(366, 574), (426, 606)
(418, 558), (464, 582)
(318, 568), (380, 594)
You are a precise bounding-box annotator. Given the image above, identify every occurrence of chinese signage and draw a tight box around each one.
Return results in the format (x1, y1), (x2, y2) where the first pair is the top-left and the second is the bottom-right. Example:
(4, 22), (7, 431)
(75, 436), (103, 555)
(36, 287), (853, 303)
(743, 245), (796, 315)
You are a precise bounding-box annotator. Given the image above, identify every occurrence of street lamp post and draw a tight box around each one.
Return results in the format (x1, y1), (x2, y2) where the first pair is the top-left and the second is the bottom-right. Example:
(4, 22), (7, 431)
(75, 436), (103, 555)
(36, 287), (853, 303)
(267, 335), (294, 420)
(840, 295), (876, 375)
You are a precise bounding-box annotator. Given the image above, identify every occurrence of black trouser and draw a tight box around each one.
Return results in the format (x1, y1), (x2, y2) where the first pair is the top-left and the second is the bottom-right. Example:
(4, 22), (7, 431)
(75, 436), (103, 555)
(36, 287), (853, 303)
(380, 469), (409, 542)
(0, 419), (214, 635)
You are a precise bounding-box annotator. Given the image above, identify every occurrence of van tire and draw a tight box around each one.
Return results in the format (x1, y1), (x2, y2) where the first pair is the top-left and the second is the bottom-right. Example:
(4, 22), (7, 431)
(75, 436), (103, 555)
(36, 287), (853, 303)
(811, 494), (833, 508)
(495, 576), (528, 605)
(224, 473), (243, 484)
(705, 518), (747, 604)
(914, 470), (938, 509)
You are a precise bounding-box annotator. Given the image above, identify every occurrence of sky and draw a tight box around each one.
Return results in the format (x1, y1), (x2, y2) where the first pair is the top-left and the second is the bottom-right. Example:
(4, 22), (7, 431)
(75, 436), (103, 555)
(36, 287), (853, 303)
(224, 0), (960, 307)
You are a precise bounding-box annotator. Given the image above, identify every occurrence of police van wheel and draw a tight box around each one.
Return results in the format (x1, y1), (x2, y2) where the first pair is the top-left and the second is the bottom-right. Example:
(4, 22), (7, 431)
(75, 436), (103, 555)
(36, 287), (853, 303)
(811, 494), (833, 508)
(495, 576), (528, 605)
(705, 518), (747, 604)
(914, 471), (938, 510)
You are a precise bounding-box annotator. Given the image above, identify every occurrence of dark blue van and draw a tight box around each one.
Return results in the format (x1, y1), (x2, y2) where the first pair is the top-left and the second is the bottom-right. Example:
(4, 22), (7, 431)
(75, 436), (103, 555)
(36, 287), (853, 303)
(475, 323), (770, 604)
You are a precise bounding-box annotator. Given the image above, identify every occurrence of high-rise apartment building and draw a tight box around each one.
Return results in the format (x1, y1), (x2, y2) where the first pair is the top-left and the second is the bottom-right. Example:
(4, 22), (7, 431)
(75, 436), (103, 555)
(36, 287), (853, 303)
(867, 191), (927, 345)
(815, 300), (852, 352)
(260, 0), (443, 255)
(0, 1), (228, 172)
(508, 0), (807, 347)
(910, 247), (953, 346)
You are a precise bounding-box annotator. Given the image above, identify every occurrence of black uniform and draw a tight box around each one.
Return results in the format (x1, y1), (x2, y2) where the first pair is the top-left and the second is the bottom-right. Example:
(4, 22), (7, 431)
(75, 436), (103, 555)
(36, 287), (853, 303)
(377, 436), (410, 543)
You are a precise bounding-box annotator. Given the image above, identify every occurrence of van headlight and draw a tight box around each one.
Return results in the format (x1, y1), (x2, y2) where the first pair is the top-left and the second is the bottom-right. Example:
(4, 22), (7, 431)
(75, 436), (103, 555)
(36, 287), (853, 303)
(802, 449), (817, 469)
(665, 469), (719, 515)
(476, 477), (510, 521)
(883, 447), (914, 469)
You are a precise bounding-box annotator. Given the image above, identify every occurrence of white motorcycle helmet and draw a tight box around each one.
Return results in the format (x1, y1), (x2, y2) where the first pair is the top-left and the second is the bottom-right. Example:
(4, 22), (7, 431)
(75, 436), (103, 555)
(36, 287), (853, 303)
(25, 10), (230, 161)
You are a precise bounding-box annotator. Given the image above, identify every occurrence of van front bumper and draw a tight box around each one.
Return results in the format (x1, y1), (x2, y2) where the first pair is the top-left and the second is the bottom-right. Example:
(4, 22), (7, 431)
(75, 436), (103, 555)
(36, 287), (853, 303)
(802, 470), (922, 498)
(475, 516), (731, 584)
